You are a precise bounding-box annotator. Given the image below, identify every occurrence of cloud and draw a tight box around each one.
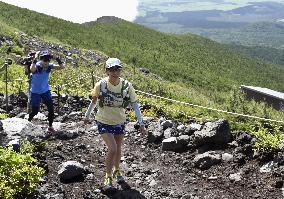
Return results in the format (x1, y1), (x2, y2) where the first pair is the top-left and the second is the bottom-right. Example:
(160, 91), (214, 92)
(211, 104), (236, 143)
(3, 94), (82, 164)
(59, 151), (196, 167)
(1, 0), (139, 23)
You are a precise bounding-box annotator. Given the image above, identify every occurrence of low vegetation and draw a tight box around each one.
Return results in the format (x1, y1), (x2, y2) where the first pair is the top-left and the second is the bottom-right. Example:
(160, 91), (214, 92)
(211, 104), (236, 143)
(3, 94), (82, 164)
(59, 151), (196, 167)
(0, 142), (45, 199)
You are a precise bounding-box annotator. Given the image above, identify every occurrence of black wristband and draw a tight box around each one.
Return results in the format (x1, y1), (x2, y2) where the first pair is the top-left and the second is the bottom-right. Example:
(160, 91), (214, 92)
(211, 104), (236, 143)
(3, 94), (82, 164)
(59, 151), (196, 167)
(56, 57), (63, 65)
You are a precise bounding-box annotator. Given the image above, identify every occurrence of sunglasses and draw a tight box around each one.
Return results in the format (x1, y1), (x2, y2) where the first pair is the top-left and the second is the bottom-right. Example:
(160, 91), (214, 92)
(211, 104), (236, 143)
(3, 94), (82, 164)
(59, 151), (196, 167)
(42, 58), (51, 62)
(108, 66), (122, 72)
(41, 55), (51, 62)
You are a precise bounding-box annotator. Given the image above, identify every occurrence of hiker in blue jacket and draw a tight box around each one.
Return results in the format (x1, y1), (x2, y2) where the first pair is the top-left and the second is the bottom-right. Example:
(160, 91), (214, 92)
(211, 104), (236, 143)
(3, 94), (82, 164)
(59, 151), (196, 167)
(28, 50), (64, 133)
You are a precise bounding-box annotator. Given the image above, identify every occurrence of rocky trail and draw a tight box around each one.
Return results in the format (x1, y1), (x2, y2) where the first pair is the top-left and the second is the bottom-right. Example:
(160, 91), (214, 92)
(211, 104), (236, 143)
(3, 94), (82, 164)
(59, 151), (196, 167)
(0, 93), (284, 199)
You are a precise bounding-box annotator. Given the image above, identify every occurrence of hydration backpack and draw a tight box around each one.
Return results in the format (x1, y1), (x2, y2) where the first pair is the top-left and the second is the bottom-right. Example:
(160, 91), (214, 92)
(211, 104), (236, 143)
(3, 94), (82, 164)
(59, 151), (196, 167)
(98, 79), (130, 108)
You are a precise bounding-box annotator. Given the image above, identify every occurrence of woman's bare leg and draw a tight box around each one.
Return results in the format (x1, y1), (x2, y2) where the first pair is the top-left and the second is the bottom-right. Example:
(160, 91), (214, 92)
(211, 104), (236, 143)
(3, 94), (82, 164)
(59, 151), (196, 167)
(114, 134), (124, 170)
(101, 133), (117, 176)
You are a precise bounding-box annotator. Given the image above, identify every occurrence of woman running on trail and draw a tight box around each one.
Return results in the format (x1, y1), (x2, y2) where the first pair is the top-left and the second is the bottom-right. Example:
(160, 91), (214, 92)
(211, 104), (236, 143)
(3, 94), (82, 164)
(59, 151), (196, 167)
(84, 57), (147, 190)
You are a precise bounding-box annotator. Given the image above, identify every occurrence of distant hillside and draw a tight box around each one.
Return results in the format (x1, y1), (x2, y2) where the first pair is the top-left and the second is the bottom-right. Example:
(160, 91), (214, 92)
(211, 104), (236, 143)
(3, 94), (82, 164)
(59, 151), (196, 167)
(0, 1), (284, 99)
(135, 1), (284, 49)
(203, 22), (284, 49)
(227, 44), (284, 68)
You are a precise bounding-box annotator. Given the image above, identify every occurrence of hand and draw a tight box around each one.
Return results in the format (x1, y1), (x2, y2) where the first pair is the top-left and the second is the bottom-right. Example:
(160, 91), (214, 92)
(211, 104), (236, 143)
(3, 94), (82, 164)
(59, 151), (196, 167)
(35, 51), (40, 59)
(139, 125), (147, 137)
(29, 52), (36, 59)
(32, 51), (40, 64)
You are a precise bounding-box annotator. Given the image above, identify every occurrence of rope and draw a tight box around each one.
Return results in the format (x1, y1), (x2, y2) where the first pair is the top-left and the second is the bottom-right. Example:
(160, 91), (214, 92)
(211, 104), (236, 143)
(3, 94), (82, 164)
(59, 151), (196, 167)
(2, 71), (283, 124)
(136, 90), (284, 124)
(93, 74), (284, 124)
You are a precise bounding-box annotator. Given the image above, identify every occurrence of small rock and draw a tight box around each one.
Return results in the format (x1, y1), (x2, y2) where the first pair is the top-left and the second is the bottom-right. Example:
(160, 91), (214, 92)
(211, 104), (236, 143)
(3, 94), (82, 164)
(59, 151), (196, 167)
(208, 176), (218, 180)
(149, 179), (157, 187)
(229, 173), (242, 182)
(177, 124), (186, 132)
(6, 139), (20, 152)
(275, 181), (283, 188)
(222, 153), (234, 162)
(260, 161), (278, 173)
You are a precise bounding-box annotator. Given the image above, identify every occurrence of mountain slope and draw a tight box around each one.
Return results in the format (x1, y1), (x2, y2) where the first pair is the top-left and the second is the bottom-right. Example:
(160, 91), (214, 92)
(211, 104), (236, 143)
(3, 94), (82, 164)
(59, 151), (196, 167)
(0, 1), (284, 98)
(227, 44), (284, 68)
(204, 22), (284, 49)
(135, 1), (284, 49)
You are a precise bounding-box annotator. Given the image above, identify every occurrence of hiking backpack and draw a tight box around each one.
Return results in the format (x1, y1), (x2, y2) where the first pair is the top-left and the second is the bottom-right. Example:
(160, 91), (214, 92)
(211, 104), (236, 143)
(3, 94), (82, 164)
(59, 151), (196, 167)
(97, 79), (131, 108)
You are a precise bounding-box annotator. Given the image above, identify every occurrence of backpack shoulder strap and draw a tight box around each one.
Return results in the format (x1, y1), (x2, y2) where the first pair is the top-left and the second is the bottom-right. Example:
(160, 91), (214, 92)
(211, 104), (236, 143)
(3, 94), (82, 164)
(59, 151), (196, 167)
(121, 79), (131, 108)
(99, 79), (108, 94)
(98, 79), (108, 107)
(121, 79), (130, 98)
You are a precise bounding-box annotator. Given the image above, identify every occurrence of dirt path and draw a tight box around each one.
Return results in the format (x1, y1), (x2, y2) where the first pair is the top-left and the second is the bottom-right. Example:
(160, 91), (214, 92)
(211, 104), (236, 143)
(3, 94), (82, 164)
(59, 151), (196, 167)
(35, 119), (283, 199)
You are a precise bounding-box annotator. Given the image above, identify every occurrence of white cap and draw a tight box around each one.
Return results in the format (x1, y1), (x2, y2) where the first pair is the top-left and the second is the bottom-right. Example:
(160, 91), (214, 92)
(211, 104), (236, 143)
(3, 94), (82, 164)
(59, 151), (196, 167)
(105, 58), (122, 69)
(39, 50), (50, 57)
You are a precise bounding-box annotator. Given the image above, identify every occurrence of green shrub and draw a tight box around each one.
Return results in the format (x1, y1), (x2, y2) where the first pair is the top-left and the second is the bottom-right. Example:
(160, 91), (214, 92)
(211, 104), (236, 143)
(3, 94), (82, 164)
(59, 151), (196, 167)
(0, 143), (45, 199)
(0, 113), (8, 119)
(251, 125), (284, 152)
(10, 46), (24, 56)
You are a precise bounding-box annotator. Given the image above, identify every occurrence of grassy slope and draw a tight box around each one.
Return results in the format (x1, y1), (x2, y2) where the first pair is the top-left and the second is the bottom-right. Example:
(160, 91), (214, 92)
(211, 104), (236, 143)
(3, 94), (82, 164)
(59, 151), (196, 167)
(0, 2), (284, 122)
(227, 44), (284, 68)
(0, 1), (284, 98)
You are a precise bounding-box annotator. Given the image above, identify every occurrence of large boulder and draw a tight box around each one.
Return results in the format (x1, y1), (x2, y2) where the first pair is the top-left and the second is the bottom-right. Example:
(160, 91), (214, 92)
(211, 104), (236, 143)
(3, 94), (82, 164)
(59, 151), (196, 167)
(183, 123), (203, 136)
(50, 122), (81, 140)
(1, 118), (46, 145)
(164, 128), (176, 139)
(148, 122), (163, 143)
(191, 119), (232, 147)
(162, 137), (179, 151)
(58, 161), (86, 181)
(160, 120), (173, 130)
(235, 131), (253, 146)
(162, 136), (189, 152)
(193, 151), (221, 170)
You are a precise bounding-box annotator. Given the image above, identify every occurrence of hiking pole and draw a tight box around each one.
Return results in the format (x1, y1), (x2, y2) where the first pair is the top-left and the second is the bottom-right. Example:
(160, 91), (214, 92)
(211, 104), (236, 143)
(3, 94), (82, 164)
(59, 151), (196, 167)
(27, 72), (31, 112)
(21, 51), (36, 112)
(14, 78), (24, 105)
(91, 71), (95, 88)
(56, 85), (61, 115)
(3, 58), (13, 113)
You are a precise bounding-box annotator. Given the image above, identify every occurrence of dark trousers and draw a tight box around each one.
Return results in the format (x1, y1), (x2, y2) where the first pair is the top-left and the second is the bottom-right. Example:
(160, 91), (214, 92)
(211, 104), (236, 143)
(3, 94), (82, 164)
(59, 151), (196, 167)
(28, 91), (54, 127)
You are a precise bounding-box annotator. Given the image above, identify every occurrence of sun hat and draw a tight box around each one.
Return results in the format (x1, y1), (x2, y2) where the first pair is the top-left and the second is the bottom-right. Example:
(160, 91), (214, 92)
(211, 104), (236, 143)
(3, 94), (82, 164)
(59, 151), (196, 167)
(105, 58), (123, 69)
(39, 50), (52, 61)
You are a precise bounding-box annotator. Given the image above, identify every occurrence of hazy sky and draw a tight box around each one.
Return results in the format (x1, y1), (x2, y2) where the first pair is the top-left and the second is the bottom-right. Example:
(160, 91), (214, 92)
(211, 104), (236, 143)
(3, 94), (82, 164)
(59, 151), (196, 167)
(1, 0), (139, 23)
